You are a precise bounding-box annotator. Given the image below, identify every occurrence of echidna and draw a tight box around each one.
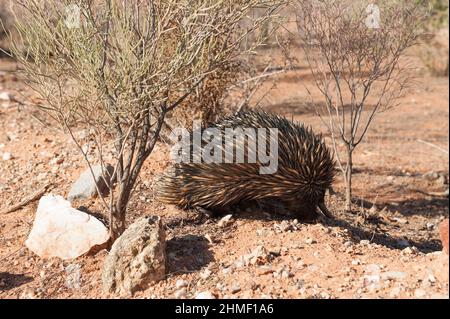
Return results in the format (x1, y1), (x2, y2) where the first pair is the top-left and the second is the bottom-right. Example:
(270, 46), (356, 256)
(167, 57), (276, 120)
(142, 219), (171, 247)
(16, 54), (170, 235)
(156, 111), (336, 220)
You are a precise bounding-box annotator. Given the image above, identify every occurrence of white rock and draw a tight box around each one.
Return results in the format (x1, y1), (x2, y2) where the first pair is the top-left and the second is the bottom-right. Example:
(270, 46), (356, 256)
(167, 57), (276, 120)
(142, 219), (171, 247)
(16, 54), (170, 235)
(0, 91), (11, 101)
(2, 152), (11, 161)
(25, 195), (109, 260)
(218, 214), (234, 228)
(68, 164), (114, 202)
(195, 291), (216, 299)
(176, 279), (188, 289)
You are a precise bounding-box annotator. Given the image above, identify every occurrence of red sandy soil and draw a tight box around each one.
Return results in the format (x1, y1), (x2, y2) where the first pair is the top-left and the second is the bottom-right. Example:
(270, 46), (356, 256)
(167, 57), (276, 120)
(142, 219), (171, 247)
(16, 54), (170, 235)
(0, 52), (448, 299)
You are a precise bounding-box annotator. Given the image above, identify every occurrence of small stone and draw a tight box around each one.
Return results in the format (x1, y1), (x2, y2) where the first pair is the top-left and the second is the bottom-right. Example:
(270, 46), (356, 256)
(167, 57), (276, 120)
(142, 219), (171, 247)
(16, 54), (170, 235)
(68, 164), (114, 202)
(305, 238), (317, 245)
(174, 288), (187, 298)
(425, 274), (436, 284)
(426, 223), (435, 231)
(231, 284), (241, 294)
(239, 245), (272, 266)
(176, 279), (188, 289)
(218, 214), (234, 228)
(233, 257), (245, 269)
(296, 261), (306, 269)
(307, 264), (319, 272)
(0, 91), (11, 101)
(344, 241), (353, 247)
(424, 171), (439, 181)
(351, 259), (361, 265)
(360, 240), (370, 246)
(401, 247), (418, 255)
(278, 220), (291, 232)
(195, 291), (215, 299)
(222, 267), (233, 275)
(2, 152), (11, 161)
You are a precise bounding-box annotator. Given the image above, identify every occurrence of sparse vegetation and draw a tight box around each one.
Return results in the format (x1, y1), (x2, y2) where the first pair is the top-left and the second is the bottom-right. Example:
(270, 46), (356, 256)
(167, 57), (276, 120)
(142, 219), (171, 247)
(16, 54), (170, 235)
(295, 0), (426, 211)
(9, 0), (286, 242)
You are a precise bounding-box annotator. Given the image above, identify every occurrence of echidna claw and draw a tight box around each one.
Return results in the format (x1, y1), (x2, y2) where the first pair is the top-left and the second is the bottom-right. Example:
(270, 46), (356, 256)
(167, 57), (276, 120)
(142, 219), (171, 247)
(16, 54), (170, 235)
(318, 202), (333, 219)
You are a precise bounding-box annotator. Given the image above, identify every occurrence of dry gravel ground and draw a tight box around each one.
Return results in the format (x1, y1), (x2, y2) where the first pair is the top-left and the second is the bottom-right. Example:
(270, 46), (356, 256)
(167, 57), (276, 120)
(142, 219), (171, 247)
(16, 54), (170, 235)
(0, 55), (448, 299)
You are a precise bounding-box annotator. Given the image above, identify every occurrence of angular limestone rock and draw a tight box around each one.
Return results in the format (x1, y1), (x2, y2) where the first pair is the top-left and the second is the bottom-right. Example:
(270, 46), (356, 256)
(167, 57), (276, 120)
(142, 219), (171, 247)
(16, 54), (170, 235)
(25, 195), (109, 260)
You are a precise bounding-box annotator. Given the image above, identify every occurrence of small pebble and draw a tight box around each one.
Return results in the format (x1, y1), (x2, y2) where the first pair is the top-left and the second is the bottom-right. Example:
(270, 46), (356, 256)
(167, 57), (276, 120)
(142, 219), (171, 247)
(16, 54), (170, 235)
(175, 279), (188, 289)
(351, 259), (361, 265)
(174, 288), (187, 299)
(0, 92), (11, 101)
(2, 152), (11, 161)
(218, 215), (234, 228)
(231, 284), (241, 294)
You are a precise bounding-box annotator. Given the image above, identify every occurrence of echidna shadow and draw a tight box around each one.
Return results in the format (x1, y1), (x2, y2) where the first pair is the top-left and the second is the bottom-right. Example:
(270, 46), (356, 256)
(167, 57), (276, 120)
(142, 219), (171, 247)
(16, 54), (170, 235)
(156, 111), (336, 221)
